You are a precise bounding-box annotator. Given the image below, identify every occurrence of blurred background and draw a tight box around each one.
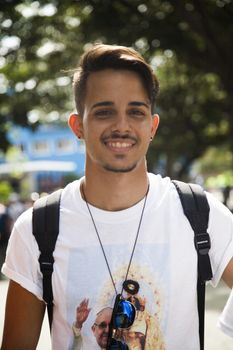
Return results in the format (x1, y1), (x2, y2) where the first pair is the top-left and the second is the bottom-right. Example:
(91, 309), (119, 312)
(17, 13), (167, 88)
(0, 0), (233, 347)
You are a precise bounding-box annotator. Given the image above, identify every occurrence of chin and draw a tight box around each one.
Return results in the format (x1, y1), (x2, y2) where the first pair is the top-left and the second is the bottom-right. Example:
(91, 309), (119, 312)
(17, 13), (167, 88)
(103, 163), (137, 173)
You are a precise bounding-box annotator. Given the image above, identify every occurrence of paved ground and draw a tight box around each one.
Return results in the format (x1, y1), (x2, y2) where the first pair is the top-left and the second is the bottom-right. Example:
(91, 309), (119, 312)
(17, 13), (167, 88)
(0, 279), (232, 349)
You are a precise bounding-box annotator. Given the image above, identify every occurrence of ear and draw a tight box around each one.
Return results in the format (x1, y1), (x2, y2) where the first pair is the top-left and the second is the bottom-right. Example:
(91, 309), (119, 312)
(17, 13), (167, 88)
(68, 113), (83, 139)
(151, 114), (159, 139)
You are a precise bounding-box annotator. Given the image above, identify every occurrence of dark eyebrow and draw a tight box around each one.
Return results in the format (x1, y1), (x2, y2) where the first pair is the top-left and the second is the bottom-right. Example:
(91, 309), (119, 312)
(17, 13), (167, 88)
(91, 100), (150, 110)
(91, 101), (114, 109)
(128, 101), (150, 109)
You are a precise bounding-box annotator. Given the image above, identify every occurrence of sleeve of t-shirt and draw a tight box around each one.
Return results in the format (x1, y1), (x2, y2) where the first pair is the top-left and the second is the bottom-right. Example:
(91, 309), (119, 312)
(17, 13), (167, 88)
(1, 207), (43, 301)
(206, 192), (233, 287)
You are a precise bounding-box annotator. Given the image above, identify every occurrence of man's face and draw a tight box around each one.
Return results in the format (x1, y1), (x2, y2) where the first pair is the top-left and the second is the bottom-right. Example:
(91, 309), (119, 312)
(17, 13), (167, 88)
(92, 308), (112, 349)
(77, 69), (159, 175)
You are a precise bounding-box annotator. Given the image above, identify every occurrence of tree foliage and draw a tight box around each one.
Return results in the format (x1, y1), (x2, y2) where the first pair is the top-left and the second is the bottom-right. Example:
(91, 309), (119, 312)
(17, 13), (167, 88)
(0, 0), (233, 177)
(147, 54), (228, 177)
(0, 0), (86, 150)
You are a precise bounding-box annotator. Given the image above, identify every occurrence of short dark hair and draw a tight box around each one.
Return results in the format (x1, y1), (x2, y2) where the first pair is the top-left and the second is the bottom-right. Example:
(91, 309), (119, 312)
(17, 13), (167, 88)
(73, 44), (159, 116)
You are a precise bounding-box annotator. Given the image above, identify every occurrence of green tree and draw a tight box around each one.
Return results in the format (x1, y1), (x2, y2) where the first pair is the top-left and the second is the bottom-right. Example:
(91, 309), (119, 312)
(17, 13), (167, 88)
(148, 53), (228, 178)
(0, 1), (87, 150)
(194, 146), (233, 183)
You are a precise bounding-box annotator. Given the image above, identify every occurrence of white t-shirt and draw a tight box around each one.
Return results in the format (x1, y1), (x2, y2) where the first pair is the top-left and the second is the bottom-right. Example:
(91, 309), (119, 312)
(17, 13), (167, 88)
(2, 174), (233, 350)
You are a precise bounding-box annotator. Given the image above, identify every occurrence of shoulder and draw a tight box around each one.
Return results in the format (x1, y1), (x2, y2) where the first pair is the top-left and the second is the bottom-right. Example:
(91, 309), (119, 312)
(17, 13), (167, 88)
(147, 173), (181, 208)
(13, 206), (33, 231)
(206, 191), (233, 231)
(206, 190), (232, 216)
(60, 178), (81, 202)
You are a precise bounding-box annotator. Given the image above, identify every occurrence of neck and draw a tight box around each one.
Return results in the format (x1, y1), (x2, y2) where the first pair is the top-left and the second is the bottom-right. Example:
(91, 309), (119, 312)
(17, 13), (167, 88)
(82, 165), (149, 211)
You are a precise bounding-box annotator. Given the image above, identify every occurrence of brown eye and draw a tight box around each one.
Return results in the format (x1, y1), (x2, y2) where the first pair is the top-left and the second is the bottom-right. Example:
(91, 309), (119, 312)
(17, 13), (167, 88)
(94, 110), (114, 118)
(129, 109), (145, 117)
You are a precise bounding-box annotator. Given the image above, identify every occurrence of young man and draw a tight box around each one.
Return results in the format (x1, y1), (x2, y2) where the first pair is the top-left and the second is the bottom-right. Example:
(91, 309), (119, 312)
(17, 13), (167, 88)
(1, 44), (233, 349)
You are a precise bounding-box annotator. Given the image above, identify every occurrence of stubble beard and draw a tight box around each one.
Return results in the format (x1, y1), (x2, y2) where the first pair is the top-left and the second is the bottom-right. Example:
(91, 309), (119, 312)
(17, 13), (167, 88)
(102, 154), (138, 173)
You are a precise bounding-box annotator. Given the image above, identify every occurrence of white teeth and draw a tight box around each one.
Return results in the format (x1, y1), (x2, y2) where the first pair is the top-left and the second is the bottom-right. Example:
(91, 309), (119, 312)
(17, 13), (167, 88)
(108, 142), (132, 148)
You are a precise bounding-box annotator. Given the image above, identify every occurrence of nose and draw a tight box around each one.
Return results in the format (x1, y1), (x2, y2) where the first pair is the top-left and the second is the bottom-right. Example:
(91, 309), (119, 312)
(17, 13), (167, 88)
(111, 113), (131, 133)
(103, 323), (110, 332)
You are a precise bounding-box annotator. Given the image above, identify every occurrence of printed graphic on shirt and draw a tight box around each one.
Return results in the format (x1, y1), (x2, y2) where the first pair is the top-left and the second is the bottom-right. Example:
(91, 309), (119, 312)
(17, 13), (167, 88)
(67, 243), (169, 349)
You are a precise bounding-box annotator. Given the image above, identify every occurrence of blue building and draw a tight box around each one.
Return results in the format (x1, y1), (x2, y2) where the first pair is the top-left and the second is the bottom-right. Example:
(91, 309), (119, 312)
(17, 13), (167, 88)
(0, 124), (85, 193)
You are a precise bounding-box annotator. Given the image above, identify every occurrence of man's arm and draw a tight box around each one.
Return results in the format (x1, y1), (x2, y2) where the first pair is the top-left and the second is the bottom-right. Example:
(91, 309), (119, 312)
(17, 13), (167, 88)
(1, 280), (46, 350)
(222, 257), (233, 288)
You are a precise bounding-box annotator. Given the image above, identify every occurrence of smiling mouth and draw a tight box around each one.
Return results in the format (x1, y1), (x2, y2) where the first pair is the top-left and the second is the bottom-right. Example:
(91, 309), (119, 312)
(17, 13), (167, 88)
(103, 134), (137, 151)
(107, 141), (134, 149)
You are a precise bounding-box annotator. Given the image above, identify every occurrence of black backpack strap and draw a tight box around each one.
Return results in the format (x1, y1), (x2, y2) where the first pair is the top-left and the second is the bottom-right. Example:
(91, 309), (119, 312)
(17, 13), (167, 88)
(172, 180), (213, 350)
(32, 189), (62, 329)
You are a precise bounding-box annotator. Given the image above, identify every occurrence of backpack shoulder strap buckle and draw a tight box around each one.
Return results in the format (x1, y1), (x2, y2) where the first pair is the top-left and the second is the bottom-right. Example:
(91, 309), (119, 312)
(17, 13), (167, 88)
(194, 232), (211, 255)
(38, 253), (54, 275)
